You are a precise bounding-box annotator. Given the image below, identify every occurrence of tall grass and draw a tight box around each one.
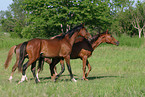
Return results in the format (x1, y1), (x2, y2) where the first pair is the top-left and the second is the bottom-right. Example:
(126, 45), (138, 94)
(117, 34), (145, 48)
(0, 34), (145, 97)
(0, 32), (27, 49)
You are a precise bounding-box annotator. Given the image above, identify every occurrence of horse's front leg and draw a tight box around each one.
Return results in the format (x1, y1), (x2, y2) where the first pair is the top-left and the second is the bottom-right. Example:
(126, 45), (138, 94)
(65, 55), (77, 82)
(82, 56), (88, 81)
(85, 59), (92, 78)
(37, 57), (45, 82)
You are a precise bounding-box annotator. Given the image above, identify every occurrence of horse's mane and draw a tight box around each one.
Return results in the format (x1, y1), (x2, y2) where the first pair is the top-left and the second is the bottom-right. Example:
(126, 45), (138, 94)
(55, 24), (84, 40)
(89, 31), (109, 44)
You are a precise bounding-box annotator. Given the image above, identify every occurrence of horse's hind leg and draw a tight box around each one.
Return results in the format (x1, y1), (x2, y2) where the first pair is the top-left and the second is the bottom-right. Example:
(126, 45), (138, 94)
(18, 59), (37, 84)
(18, 61), (28, 84)
(85, 59), (91, 78)
(31, 61), (39, 83)
(9, 61), (18, 81)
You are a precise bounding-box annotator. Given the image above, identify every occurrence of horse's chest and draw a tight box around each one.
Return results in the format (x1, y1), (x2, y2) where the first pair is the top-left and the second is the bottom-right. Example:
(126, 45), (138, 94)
(79, 49), (92, 58)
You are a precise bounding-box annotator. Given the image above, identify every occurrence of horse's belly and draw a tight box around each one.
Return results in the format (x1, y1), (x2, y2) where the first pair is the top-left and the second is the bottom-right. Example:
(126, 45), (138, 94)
(41, 49), (60, 58)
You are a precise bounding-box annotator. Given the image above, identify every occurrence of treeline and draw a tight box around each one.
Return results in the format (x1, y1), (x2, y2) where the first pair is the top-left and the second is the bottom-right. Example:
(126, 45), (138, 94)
(0, 0), (145, 38)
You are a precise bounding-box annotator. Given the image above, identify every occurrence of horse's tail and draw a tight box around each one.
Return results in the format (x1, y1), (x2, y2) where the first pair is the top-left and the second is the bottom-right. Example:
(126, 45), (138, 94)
(18, 42), (28, 72)
(4, 45), (17, 69)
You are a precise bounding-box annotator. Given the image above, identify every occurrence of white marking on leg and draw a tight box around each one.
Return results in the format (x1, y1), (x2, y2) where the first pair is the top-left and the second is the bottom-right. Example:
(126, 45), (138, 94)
(18, 75), (26, 84)
(71, 78), (77, 82)
(9, 76), (13, 81)
(25, 75), (28, 81)
(36, 72), (40, 82)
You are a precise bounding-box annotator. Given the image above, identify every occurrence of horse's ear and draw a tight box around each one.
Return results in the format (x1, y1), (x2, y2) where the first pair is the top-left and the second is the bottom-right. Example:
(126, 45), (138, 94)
(106, 29), (108, 34)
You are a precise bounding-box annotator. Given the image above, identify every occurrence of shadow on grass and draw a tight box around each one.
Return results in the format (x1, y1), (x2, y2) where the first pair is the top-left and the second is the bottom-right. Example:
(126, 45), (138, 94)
(15, 75), (123, 84)
(87, 75), (123, 80)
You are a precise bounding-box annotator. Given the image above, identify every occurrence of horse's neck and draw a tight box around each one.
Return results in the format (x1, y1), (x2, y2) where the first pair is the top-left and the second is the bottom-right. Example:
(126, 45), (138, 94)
(91, 36), (104, 50)
(66, 32), (78, 46)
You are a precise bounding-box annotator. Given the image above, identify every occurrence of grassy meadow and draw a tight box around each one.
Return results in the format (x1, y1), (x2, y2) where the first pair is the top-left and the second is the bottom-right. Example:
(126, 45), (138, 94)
(0, 32), (145, 97)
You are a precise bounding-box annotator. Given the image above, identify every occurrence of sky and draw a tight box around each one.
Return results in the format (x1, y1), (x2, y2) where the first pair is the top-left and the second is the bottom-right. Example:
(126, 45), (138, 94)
(0, 0), (13, 11)
(0, 0), (144, 11)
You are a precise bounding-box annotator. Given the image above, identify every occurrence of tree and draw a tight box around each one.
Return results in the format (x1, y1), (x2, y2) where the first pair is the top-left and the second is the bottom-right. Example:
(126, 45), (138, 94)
(0, 0), (26, 38)
(129, 1), (145, 38)
(0, 10), (15, 32)
(110, 0), (135, 36)
(9, 0), (26, 37)
(21, 0), (111, 38)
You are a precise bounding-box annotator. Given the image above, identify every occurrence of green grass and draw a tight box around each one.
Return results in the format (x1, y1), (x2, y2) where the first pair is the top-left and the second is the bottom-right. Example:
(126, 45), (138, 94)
(0, 35), (145, 97)
(0, 32), (27, 49)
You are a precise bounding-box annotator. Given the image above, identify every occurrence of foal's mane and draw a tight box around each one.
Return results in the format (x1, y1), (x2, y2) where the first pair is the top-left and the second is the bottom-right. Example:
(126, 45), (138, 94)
(55, 24), (84, 40)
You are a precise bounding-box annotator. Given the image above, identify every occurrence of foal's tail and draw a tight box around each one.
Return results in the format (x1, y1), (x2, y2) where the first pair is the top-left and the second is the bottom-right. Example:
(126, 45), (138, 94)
(4, 45), (17, 69)
(18, 42), (28, 72)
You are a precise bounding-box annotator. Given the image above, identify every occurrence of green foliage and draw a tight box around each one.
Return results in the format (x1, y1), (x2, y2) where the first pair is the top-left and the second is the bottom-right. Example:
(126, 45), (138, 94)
(117, 34), (145, 47)
(21, 0), (111, 38)
(0, 0), (145, 38)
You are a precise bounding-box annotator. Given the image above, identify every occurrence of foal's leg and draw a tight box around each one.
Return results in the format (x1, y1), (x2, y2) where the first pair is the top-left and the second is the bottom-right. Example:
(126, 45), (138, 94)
(49, 58), (60, 82)
(45, 58), (57, 75)
(82, 55), (88, 81)
(56, 59), (65, 78)
(85, 59), (92, 78)
(65, 55), (76, 82)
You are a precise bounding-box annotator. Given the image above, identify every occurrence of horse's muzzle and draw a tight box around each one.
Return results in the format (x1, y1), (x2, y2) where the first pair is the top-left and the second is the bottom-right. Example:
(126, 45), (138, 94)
(116, 41), (119, 46)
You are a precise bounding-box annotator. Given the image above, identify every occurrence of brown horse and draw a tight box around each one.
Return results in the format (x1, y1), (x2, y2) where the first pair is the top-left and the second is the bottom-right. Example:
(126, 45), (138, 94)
(4, 33), (63, 82)
(18, 24), (91, 84)
(4, 33), (65, 82)
(4, 43), (54, 82)
(44, 30), (119, 81)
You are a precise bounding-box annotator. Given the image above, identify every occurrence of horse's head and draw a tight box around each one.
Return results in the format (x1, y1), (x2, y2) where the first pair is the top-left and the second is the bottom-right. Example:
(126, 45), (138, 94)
(100, 30), (119, 46)
(78, 24), (92, 39)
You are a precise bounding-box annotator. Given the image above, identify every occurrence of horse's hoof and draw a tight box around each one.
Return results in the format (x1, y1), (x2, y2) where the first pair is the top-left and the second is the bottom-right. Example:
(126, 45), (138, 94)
(71, 78), (77, 82)
(18, 81), (21, 85)
(9, 76), (13, 82)
(35, 79), (39, 84)
(8, 79), (12, 82)
(82, 77), (88, 81)
(38, 79), (40, 82)
(25, 76), (28, 81)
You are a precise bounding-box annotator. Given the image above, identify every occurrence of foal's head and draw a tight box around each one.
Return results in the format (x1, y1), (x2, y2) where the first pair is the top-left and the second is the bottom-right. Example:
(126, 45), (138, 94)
(77, 24), (92, 39)
(99, 30), (119, 46)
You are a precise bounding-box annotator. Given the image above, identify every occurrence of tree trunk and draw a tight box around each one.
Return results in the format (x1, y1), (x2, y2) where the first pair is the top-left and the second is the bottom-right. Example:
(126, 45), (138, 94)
(138, 29), (142, 38)
(143, 28), (145, 38)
